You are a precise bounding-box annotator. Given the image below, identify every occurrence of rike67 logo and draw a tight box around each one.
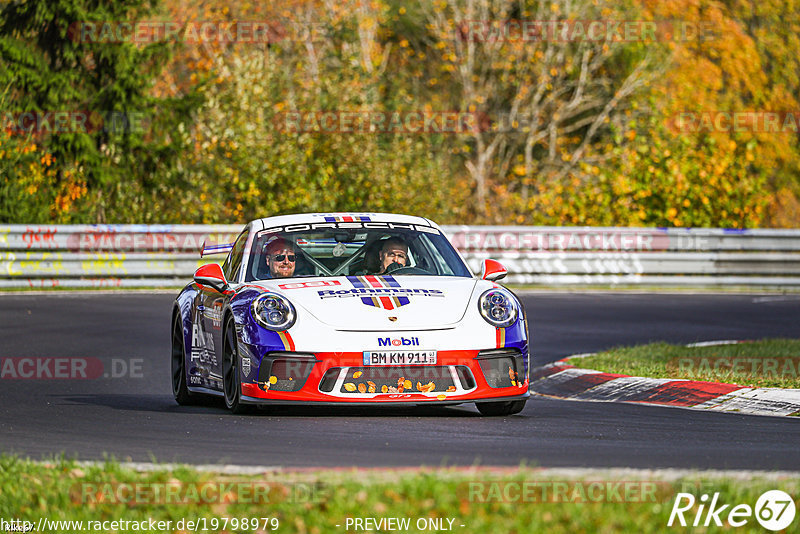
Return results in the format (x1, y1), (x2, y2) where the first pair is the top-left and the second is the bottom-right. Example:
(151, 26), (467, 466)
(668, 490), (796, 531)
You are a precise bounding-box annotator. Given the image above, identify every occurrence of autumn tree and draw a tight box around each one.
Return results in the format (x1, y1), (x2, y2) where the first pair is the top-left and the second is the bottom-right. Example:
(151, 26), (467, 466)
(0, 0), (196, 222)
(418, 0), (658, 221)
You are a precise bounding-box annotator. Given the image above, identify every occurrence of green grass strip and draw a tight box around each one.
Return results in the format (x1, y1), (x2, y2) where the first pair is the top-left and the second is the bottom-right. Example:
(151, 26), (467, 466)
(1, 456), (799, 533)
(573, 339), (800, 389)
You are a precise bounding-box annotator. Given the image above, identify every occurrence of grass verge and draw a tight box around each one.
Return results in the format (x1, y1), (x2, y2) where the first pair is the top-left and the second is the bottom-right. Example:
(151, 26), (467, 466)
(572, 339), (800, 389)
(1, 456), (798, 533)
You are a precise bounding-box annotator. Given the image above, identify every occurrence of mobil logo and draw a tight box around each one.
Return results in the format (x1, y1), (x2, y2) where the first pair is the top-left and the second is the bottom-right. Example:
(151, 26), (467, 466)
(378, 336), (420, 347)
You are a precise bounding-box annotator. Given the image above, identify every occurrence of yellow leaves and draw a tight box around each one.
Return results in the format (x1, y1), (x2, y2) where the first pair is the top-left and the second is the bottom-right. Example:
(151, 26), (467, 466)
(357, 383), (366, 393)
(353, 371), (363, 379)
(416, 381), (435, 393)
(403, 379), (412, 389)
(68, 181), (87, 201)
(343, 382), (357, 392)
(513, 164), (526, 176)
(666, 207), (678, 219)
(269, 375), (277, 384)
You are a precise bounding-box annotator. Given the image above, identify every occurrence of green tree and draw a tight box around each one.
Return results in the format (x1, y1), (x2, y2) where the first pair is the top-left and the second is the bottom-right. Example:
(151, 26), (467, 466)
(185, 0), (464, 223)
(0, 0), (196, 222)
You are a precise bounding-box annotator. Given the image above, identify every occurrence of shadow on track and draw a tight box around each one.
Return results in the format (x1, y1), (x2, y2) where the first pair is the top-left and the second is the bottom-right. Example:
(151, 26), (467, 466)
(53, 394), (491, 418)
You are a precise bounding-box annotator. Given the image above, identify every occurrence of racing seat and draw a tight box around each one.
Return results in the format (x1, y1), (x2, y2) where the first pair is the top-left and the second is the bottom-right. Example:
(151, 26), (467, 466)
(351, 239), (384, 275)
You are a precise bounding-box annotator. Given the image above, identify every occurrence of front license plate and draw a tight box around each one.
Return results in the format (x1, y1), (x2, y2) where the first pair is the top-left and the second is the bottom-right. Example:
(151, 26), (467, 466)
(362, 351), (437, 366)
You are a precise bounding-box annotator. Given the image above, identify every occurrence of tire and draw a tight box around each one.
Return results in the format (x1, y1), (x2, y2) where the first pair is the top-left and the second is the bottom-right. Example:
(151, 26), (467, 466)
(171, 313), (194, 405)
(222, 316), (250, 414)
(476, 399), (527, 416)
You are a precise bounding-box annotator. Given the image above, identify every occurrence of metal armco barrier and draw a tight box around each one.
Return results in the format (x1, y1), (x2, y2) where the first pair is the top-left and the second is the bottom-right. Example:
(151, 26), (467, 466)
(0, 225), (240, 289)
(1, 224), (799, 288)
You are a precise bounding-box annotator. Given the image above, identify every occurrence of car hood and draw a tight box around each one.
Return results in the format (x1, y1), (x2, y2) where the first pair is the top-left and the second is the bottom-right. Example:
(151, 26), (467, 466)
(248, 275), (479, 331)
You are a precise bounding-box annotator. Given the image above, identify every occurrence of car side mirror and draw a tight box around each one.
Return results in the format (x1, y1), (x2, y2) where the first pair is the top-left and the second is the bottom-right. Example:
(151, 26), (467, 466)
(481, 259), (507, 281)
(194, 263), (229, 293)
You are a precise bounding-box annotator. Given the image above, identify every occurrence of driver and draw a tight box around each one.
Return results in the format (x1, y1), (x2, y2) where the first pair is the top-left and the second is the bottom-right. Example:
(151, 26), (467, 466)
(376, 238), (408, 274)
(264, 238), (296, 278)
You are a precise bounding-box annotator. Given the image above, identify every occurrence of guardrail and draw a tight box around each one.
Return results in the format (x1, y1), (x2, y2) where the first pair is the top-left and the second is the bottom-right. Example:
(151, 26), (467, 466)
(0, 225), (240, 289)
(1, 224), (799, 288)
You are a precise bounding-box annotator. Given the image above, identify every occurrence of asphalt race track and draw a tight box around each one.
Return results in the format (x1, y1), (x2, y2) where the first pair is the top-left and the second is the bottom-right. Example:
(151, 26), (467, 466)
(1, 291), (799, 470)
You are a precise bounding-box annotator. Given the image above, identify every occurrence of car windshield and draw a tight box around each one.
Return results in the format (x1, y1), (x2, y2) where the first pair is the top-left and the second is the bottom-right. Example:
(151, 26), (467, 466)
(244, 224), (472, 281)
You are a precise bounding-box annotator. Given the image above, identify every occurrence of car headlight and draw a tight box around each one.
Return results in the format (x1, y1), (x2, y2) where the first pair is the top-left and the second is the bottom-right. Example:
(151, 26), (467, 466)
(478, 288), (519, 328)
(252, 293), (296, 331)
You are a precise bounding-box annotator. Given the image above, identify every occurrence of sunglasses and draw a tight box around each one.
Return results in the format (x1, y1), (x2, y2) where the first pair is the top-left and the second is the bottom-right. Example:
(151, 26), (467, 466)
(271, 254), (296, 262)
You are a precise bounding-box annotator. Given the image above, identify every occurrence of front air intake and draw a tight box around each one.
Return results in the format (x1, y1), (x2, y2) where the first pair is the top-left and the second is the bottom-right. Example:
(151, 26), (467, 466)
(476, 349), (524, 388)
(257, 352), (318, 392)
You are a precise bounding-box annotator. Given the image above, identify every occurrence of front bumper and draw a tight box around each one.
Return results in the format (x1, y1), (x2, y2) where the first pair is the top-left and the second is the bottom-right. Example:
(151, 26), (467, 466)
(239, 349), (529, 404)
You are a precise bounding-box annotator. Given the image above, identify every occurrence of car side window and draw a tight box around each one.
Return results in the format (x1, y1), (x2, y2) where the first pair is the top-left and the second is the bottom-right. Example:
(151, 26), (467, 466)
(223, 231), (248, 282)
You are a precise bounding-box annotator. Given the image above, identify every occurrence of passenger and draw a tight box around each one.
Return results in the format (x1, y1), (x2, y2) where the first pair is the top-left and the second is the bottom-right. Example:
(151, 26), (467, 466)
(264, 238), (296, 278)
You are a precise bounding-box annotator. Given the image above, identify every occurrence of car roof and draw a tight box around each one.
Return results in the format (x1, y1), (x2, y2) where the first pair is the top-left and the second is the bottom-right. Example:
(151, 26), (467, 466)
(250, 212), (437, 230)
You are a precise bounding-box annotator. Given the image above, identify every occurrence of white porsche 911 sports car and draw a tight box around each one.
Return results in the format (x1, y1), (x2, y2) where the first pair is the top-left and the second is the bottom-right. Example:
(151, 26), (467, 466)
(172, 213), (529, 415)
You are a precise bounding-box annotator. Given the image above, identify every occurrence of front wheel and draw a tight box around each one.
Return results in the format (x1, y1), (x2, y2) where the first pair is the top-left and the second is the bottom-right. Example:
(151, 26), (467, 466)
(222, 316), (250, 414)
(476, 399), (527, 416)
(171, 313), (194, 405)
